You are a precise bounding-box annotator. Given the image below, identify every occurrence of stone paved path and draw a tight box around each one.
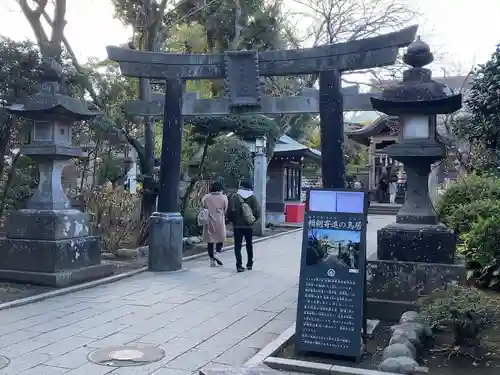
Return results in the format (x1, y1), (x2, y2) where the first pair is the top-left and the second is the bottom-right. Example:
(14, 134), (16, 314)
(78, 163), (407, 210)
(0, 216), (394, 375)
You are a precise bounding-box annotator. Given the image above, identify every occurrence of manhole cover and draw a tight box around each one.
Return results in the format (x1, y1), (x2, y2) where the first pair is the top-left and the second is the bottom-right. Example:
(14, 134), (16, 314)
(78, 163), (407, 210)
(0, 355), (10, 369)
(88, 345), (165, 367)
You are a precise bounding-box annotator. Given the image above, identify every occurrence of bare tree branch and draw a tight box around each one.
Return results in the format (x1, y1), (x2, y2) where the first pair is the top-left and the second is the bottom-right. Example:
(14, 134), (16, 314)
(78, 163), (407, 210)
(49, 0), (66, 55)
(38, 6), (103, 108)
(34, 0), (48, 15)
(231, 0), (243, 50)
(283, 0), (419, 87)
(17, 0), (50, 56)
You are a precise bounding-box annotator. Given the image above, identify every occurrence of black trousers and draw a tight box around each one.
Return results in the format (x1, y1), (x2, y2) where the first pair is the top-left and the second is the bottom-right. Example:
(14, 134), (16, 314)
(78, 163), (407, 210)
(233, 227), (253, 268)
(207, 242), (223, 259)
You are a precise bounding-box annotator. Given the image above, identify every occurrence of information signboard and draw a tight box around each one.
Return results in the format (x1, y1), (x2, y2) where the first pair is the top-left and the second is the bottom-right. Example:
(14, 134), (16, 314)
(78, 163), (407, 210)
(295, 188), (368, 361)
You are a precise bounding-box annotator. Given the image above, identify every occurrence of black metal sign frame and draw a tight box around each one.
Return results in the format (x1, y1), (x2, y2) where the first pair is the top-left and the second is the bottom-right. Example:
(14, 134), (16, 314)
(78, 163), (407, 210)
(295, 188), (368, 362)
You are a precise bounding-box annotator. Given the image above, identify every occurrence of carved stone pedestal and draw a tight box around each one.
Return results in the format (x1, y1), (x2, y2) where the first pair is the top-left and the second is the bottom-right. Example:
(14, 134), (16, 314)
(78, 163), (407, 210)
(366, 259), (465, 321)
(377, 223), (456, 264)
(148, 212), (183, 272)
(0, 209), (113, 287)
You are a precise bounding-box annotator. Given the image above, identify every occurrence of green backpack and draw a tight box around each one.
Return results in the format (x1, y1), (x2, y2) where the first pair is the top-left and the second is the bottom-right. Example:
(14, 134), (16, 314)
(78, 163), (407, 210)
(238, 195), (256, 225)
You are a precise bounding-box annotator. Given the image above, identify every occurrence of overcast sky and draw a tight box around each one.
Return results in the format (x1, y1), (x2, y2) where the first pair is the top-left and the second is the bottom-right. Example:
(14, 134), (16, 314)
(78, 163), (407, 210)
(0, 0), (498, 71)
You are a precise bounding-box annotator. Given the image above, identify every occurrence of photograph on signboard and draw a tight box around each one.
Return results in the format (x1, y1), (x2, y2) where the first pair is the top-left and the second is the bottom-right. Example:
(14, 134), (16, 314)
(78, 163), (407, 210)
(306, 228), (361, 270)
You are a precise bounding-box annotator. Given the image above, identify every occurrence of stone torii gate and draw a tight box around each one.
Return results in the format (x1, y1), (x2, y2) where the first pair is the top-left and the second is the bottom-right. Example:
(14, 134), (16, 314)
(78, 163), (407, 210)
(123, 86), (379, 237)
(122, 86), (378, 118)
(107, 25), (417, 271)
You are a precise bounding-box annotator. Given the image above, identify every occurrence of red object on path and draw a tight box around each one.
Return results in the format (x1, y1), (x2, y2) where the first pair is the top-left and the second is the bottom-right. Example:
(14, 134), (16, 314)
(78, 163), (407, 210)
(285, 203), (305, 223)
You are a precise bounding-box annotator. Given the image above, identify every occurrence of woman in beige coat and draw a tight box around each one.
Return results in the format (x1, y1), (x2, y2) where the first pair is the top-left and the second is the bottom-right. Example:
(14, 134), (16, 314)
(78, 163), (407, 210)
(202, 181), (228, 267)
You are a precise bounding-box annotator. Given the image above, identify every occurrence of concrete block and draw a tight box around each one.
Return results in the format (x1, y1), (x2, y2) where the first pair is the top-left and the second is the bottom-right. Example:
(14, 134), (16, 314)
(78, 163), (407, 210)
(240, 331), (279, 349)
(214, 344), (260, 366)
(259, 319), (294, 335)
(1, 338), (54, 358)
(264, 357), (332, 375)
(78, 321), (130, 340)
(35, 335), (93, 356)
(86, 332), (142, 349)
(61, 362), (116, 375)
(151, 369), (193, 375)
(44, 346), (91, 369)
(166, 349), (219, 371)
(0, 351), (50, 375)
(10, 364), (68, 375)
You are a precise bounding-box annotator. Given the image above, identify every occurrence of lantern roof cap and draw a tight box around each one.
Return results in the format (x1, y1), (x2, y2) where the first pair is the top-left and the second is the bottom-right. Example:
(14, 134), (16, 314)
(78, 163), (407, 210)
(403, 36), (434, 68)
(6, 58), (101, 121)
(370, 37), (462, 116)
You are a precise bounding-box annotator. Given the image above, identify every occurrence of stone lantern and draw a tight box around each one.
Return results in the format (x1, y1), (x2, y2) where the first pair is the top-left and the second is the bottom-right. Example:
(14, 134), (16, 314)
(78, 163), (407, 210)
(253, 136), (267, 236)
(0, 59), (113, 286)
(371, 37), (462, 264)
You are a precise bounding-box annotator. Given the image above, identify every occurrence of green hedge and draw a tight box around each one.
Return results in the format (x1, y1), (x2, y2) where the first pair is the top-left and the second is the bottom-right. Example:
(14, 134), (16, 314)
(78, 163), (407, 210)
(183, 207), (202, 237)
(445, 199), (500, 235)
(439, 175), (500, 288)
(458, 212), (500, 267)
(438, 174), (500, 223)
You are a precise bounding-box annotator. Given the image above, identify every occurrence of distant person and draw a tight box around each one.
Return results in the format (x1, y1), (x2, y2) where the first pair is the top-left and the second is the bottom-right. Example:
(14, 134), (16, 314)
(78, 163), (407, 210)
(200, 181), (228, 267)
(378, 177), (388, 202)
(227, 180), (261, 272)
(389, 180), (398, 204)
(354, 180), (362, 189)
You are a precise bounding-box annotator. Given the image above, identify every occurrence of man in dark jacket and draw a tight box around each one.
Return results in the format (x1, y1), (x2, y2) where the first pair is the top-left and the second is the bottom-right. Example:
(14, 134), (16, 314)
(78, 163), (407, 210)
(227, 180), (261, 272)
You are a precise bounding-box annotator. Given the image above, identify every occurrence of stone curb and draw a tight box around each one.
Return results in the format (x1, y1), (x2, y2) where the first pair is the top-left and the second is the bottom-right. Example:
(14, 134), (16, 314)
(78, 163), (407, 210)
(264, 357), (402, 375)
(0, 227), (302, 311)
(246, 323), (402, 375)
(245, 324), (296, 367)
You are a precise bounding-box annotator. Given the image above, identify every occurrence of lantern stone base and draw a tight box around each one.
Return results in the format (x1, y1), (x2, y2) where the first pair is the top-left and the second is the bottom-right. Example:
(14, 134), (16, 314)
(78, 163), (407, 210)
(6, 209), (91, 240)
(366, 259), (465, 321)
(148, 212), (183, 272)
(0, 263), (114, 288)
(377, 223), (456, 264)
(0, 235), (113, 287)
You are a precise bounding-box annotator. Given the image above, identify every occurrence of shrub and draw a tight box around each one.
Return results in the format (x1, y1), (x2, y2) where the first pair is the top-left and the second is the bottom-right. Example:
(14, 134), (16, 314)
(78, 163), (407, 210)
(419, 284), (500, 332)
(458, 211), (500, 269)
(86, 185), (141, 254)
(446, 199), (500, 235)
(203, 137), (253, 190)
(183, 206), (202, 237)
(419, 284), (500, 350)
(438, 174), (500, 224)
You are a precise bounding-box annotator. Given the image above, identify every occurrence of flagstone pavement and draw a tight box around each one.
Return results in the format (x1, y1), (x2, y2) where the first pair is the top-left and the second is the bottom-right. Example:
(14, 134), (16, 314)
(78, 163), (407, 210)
(0, 216), (394, 375)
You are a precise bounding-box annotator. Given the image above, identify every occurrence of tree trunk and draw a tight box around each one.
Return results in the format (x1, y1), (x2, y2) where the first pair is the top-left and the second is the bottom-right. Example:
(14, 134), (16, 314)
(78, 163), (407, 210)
(138, 0), (169, 221)
(135, 0), (171, 245)
(19, 0), (66, 61)
(181, 137), (211, 216)
(0, 118), (12, 185)
(0, 152), (21, 216)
